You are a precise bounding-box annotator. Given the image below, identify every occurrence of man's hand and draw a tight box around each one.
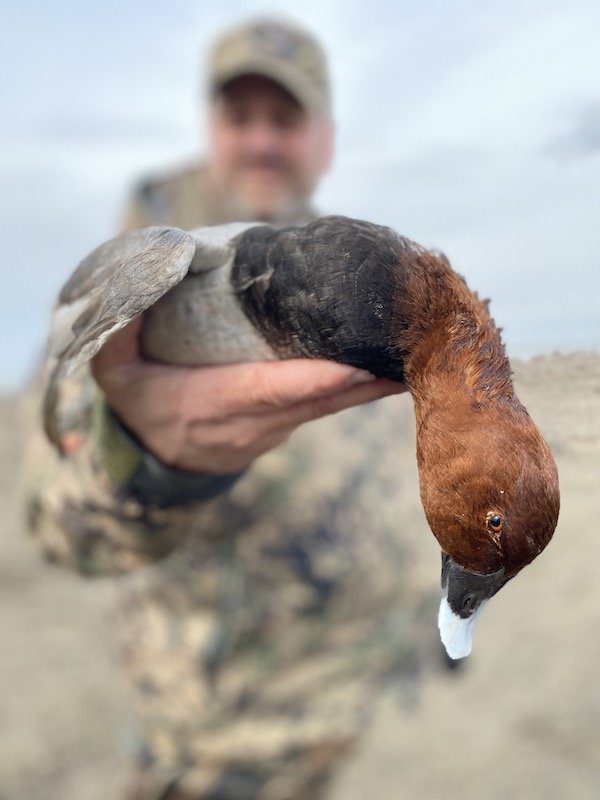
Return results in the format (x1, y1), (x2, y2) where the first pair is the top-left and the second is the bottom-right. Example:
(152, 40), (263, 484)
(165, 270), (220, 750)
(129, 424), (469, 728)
(91, 317), (407, 475)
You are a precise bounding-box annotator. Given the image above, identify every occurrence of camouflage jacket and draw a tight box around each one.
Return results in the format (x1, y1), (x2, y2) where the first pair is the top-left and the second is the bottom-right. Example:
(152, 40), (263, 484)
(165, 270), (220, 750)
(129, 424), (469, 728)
(24, 161), (435, 797)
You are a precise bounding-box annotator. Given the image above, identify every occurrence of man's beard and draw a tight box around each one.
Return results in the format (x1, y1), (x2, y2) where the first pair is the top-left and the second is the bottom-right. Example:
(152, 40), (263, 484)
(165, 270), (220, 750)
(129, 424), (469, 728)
(220, 156), (311, 223)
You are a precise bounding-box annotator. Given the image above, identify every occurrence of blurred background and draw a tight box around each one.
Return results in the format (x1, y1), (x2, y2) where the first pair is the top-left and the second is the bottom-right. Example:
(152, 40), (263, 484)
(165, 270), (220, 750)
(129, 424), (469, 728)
(2, 0), (600, 386)
(1, 1), (599, 798)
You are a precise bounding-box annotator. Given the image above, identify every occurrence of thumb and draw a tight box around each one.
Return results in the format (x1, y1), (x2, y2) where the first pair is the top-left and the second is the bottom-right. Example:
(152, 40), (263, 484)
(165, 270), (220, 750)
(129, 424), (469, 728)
(91, 315), (143, 373)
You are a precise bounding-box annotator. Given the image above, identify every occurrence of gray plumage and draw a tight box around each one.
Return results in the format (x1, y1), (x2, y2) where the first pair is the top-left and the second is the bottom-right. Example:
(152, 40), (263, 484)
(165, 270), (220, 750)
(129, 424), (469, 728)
(44, 216), (410, 449)
(44, 221), (266, 447)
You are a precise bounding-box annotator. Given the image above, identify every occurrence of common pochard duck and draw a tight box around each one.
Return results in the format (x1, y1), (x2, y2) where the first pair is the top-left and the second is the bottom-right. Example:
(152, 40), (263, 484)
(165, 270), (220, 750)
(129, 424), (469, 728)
(44, 216), (560, 659)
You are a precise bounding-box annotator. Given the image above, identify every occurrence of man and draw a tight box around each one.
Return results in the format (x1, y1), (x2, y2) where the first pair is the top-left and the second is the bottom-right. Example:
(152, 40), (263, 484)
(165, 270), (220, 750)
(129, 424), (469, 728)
(26, 17), (433, 800)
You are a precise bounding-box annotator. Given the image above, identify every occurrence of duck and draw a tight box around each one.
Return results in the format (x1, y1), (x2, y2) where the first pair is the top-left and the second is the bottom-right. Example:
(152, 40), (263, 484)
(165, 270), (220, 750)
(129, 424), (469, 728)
(43, 215), (560, 660)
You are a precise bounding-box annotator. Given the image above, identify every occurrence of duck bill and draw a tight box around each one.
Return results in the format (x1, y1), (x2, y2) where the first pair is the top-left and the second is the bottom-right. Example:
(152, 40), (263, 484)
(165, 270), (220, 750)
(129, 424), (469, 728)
(437, 554), (506, 659)
(438, 595), (488, 660)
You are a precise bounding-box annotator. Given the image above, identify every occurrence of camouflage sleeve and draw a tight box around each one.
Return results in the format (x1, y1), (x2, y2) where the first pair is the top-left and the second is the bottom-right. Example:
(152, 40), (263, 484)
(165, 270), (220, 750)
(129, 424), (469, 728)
(23, 366), (243, 577)
(120, 177), (169, 231)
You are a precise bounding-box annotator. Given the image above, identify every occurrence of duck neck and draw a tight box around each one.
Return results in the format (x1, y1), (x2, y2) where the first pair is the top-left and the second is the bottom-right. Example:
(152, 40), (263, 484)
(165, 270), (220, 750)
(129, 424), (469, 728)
(404, 302), (515, 428)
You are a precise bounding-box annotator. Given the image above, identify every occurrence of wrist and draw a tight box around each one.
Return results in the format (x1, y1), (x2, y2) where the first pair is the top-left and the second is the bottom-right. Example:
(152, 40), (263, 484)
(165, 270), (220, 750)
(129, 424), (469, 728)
(91, 393), (142, 486)
(91, 393), (245, 508)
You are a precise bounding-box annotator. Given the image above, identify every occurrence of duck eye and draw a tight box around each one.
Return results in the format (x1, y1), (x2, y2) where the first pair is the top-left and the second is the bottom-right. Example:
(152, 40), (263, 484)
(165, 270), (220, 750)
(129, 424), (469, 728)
(487, 513), (504, 532)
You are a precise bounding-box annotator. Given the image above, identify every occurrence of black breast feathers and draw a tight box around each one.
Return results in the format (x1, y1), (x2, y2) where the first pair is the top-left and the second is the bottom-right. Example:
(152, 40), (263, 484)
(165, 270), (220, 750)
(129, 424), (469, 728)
(231, 216), (410, 381)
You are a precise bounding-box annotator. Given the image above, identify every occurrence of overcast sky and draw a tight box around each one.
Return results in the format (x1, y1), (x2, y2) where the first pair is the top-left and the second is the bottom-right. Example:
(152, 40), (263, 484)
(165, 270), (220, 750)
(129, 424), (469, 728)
(2, 0), (599, 390)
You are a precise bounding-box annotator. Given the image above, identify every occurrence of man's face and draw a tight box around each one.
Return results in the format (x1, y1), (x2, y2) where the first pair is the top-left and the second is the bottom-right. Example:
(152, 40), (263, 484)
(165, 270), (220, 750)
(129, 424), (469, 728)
(207, 74), (333, 221)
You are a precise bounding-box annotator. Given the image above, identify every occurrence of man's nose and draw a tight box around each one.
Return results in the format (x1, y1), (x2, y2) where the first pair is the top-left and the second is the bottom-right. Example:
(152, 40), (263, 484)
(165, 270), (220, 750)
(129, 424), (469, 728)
(243, 121), (283, 155)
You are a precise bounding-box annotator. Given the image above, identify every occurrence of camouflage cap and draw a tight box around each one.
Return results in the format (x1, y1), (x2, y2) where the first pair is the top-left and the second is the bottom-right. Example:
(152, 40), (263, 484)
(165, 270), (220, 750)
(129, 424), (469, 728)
(208, 17), (331, 115)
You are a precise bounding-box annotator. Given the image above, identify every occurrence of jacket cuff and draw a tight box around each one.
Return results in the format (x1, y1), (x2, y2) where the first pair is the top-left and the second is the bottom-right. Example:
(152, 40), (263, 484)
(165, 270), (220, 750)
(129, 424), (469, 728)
(91, 396), (245, 509)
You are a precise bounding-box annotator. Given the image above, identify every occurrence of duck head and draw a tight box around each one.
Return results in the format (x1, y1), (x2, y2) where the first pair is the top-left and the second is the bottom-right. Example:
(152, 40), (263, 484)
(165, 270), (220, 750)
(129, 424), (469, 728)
(416, 398), (560, 659)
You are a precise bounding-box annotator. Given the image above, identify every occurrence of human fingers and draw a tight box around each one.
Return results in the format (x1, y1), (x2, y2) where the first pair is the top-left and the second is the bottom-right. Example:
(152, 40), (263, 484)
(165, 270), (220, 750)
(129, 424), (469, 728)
(91, 316), (143, 375)
(190, 377), (405, 448)
(180, 358), (378, 417)
(255, 377), (406, 430)
(175, 378), (405, 472)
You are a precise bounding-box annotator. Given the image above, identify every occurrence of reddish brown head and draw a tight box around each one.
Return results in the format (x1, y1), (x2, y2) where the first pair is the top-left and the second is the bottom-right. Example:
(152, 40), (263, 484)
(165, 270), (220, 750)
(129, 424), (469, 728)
(419, 398), (559, 575)
(391, 240), (560, 658)
(416, 393), (560, 657)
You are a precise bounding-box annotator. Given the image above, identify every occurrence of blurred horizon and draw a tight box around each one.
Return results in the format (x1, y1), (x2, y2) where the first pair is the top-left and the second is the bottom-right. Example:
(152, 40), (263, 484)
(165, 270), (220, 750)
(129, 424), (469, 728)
(2, 0), (599, 391)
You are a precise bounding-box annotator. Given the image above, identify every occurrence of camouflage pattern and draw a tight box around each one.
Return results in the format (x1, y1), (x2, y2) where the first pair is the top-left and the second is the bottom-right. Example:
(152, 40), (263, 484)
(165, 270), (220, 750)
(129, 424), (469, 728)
(208, 17), (332, 115)
(24, 164), (438, 799)
(122, 161), (318, 234)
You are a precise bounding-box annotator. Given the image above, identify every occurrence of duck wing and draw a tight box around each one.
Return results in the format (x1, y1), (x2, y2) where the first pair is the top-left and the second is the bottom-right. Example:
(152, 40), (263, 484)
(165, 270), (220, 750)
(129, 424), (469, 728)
(43, 222), (257, 447)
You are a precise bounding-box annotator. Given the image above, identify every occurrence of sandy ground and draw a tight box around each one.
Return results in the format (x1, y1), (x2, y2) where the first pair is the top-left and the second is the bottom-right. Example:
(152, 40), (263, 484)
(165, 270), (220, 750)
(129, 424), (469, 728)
(1, 352), (599, 799)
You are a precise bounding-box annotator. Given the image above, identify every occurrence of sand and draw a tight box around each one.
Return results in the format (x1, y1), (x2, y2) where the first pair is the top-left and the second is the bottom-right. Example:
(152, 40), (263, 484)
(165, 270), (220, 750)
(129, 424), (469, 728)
(1, 352), (599, 799)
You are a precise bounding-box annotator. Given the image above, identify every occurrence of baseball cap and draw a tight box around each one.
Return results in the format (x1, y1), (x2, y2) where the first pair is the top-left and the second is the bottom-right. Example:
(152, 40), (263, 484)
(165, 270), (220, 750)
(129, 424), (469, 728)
(208, 17), (331, 115)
